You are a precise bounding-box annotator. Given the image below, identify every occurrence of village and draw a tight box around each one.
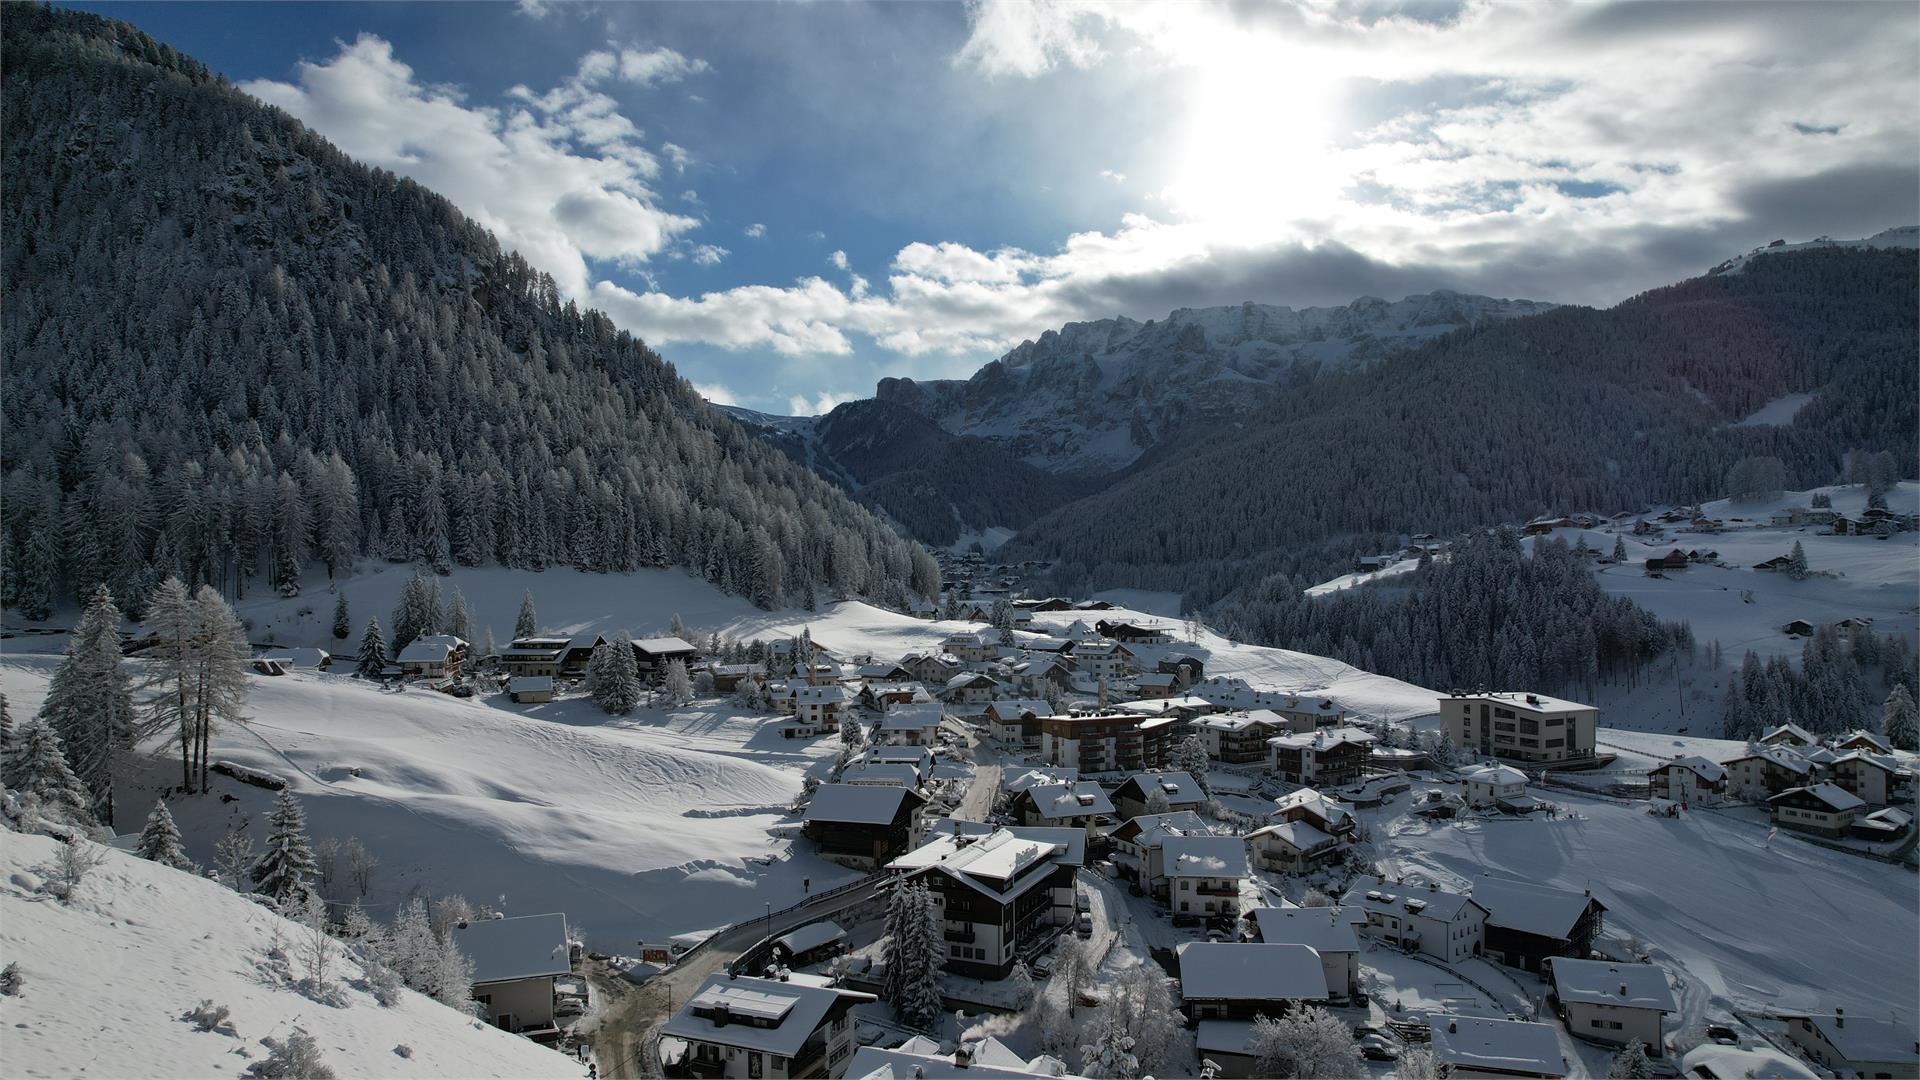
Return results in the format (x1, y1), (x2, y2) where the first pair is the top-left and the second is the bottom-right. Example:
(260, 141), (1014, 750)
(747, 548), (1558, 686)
(210, 554), (1916, 1080)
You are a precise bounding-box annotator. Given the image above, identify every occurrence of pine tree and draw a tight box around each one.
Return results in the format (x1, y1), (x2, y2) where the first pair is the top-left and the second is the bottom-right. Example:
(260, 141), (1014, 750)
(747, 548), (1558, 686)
(899, 881), (945, 1027)
(0, 693), (12, 760)
(1080, 1010), (1140, 1080)
(447, 587), (472, 642)
(591, 637), (643, 714)
(135, 798), (192, 869)
(881, 878), (914, 1008)
(1606, 1040), (1654, 1079)
(1612, 535), (1627, 562)
(1885, 685), (1918, 750)
(38, 583), (135, 822)
(355, 619), (389, 677)
(480, 625), (498, 664)
(330, 592), (351, 640)
(1786, 540), (1810, 581)
(251, 789), (318, 907)
(1171, 736), (1212, 799)
(515, 590), (538, 639)
(6, 719), (94, 825)
(390, 570), (436, 654)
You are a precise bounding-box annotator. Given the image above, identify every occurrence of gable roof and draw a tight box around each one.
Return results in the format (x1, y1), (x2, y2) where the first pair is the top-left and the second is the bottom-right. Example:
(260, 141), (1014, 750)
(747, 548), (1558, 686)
(1117, 771), (1207, 806)
(1271, 788), (1353, 831)
(1769, 782), (1865, 813)
(1546, 958), (1676, 1012)
(1111, 810), (1212, 847)
(1654, 755), (1727, 782)
(878, 702), (944, 729)
(632, 636), (698, 655)
(773, 920), (847, 956)
(1020, 782), (1114, 820)
(1175, 942), (1326, 1002)
(1429, 1015), (1567, 1077)
(1245, 907), (1360, 954)
(1268, 726), (1377, 753)
(987, 699), (1053, 722)
(665, 974), (874, 1057)
(1244, 819), (1337, 853)
(1342, 875), (1487, 924)
(1459, 763), (1530, 786)
(804, 784), (924, 826)
(1162, 834), (1247, 878)
(1473, 878), (1603, 939)
(1777, 1012), (1920, 1065)
(1761, 722), (1816, 744)
(838, 763), (922, 789)
(449, 913), (570, 985)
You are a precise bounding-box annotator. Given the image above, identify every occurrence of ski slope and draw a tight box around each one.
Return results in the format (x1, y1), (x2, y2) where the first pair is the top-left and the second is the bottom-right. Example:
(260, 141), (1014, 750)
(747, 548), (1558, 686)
(0, 830), (581, 1078)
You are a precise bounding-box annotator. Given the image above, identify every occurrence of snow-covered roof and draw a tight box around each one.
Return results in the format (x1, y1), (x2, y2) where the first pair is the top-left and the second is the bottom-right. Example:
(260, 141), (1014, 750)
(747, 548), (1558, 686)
(1761, 722), (1816, 744)
(1119, 771), (1206, 806)
(838, 763), (922, 789)
(861, 744), (934, 768)
(1267, 725), (1376, 752)
(1021, 781), (1114, 820)
(847, 1036), (1082, 1079)
(772, 920), (846, 956)
(1776, 1013), (1920, 1065)
(1271, 788), (1353, 831)
(942, 671), (998, 690)
(1244, 819), (1337, 853)
(1832, 749), (1901, 773)
(1342, 875), (1486, 924)
(878, 702), (943, 730)
(1545, 958), (1676, 1012)
(632, 636), (697, 655)
(1725, 744), (1815, 773)
(1473, 879), (1602, 940)
(283, 647), (331, 669)
(1770, 782), (1865, 813)
(1443, 690), (1592, 715)
(1175, 942), (1326, 1002)
(1191, 712), (1272, 732)
(1677, 1043), (1818, 1079)
(1837, 730), (1894, 753)
(1002, 767), (1078, 794)
(507, 676), (553, 693)
(1133, 672), (1177, 688)
(987, 699), (1052, 722)
(803, 784), (923, 826)
(889, 828), (1076, 899)
(1458, 763), (1529, 787)
(793, 684), (851, 704)
(1163, 835), (1246, 878)
(1655, 755), (1727, 782)
(665, 974), (873, 1058)
(1429, 1015), (1567, 1077)
(397, 635), (466, 663)
(449, 913), (571, 985)
(1246, 907), (1360, 954)
(1866, 806), (1914, 827)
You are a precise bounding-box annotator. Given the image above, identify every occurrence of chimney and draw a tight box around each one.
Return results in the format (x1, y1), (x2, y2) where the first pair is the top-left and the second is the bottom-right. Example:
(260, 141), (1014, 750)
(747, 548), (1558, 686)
(1835, 1007), (1844, 1028)
(954, 1044), (974, 1069)
(1620, 984), (1628, 996)
(1448, 1021), (1458, 1034)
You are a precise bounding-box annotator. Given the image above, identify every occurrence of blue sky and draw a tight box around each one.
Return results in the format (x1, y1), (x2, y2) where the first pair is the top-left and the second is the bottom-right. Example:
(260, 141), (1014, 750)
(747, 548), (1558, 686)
(77, 1), (1920, 415)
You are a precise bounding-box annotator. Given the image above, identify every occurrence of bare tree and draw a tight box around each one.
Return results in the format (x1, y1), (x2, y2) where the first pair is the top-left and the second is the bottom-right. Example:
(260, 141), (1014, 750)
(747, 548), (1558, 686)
(345, 838), (377, 898)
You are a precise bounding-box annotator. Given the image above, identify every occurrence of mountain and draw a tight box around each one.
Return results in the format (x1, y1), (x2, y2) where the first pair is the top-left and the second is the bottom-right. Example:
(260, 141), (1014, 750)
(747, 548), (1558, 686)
(1007, 245), (1919, 607)
(875, 291), (1558, 477)
(1708, 225), (1920, 276)
(0, 7), (938, 619)
(723, 400), (1086, 547)
(0, 828), (579, 1077)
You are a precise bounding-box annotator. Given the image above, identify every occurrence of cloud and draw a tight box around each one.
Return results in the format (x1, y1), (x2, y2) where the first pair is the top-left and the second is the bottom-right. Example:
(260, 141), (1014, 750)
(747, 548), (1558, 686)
(662, 142), (693, 170)
(787, 392), (851, 416)
(242, 35), (698, 296)
(692, 382), (739, 406)
(828, 250), (850, 271)
(744, 223), (767, 238)
(954, 0), (1110, 77)
(515, 0), (552, 18)
(615, 45), (710, 87)
(690, 243), (729, 266)
(1099, 169), (1126, 183)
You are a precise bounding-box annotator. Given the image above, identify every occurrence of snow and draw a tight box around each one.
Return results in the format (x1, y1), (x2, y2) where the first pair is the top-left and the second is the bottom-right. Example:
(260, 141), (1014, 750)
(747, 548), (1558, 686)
(1174, 941), (1328, 1001)
(1429, 1015), (1568, 1077)
(804, 783), (919, 826)
(1710, 225), (1919, 275)
(1378, 793), (1919, 1023)
(1545, 957), (1677, 1012)
(0, 830), (581, 1078)
(451, 913), (572, 983)
(1305, 557), (1421, 597)
(1734, 392), (1816, 428)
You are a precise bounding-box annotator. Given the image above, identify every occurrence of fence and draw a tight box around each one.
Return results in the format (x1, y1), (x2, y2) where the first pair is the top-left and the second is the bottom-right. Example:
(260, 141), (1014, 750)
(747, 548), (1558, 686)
(664, 872), (880, 974)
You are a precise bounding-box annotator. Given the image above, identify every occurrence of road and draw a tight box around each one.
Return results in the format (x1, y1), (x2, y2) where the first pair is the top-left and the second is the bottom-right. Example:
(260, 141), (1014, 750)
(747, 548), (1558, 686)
(950, 720), (1004, 822)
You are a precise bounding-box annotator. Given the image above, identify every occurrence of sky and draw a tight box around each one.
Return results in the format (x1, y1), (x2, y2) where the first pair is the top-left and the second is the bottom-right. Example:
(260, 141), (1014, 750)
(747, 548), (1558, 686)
(78, 0), (1920, 415)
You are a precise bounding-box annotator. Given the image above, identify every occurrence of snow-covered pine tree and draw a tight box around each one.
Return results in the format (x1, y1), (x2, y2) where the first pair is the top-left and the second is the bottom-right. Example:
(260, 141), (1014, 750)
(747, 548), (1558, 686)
(591, 637), (644, 714)
(447, 587), (472, 642)
(251, 789), (319, 908)
(270, 471), (308, 598)
(1605, 1040), (1654, 1079)
(1144, 786), (1171, 816)
(389, 570), (435, 654)
(331, 592), (351, 640)
(1885, 685), (1918, 750)
(881, 878), (914, 1007)
(1080, 1010), (1140, 1080)
(356, 619), (389, 677)
(1171, 736), (1211, 799)
(189, 585), (250, 793)
(1786, 540), (1810, 581)
(135, 798), (192, 869)
(1011, 958), (1036, 1008)
(0, 693), (12, 759)
(515, 590), (538, 639)
(662, 659), (694, 705)
(4, 718), (94, 826)
(245, 1027), (334, 1080)
(899, 881), (945, 1027)
(1612, 535), (1627, 562)
(38, 583), (135, 822)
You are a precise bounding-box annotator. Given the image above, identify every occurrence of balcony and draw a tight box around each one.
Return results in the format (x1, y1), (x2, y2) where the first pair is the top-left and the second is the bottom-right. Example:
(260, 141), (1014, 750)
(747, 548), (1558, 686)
(1195, 883), (1240, 897)
(944, 925), (977, 943)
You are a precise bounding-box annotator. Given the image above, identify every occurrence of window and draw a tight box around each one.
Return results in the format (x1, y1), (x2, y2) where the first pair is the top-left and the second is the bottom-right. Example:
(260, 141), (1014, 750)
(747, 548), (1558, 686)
(1181, 880), (1191, 890)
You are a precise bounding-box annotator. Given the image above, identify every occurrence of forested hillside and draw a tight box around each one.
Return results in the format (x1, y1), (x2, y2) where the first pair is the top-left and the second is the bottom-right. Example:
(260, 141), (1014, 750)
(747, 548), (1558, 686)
(1014, 248), (1919, 606)
(0, 7), (938, 620)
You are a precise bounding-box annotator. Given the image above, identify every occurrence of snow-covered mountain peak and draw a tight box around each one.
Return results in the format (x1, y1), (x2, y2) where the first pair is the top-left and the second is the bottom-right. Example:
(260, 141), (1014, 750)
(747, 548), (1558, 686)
(1709, 225), (1919, 275)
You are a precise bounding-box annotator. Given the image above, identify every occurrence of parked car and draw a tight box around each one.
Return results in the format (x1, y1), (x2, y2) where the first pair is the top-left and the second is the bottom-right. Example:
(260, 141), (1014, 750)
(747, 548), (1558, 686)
(1076, 913), (1093, 937)
(1359, 1035), (1399, 1061)
(1030, 956), (1053, 978)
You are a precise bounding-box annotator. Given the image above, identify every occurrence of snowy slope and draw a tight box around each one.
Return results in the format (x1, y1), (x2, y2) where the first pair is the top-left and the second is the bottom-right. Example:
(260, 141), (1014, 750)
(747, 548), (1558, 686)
(0, 830), (581, 1079)
(1708, 225), (1918, 276)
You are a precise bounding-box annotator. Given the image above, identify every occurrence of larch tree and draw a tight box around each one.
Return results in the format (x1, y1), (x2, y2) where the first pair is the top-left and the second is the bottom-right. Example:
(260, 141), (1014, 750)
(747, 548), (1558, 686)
(143, 576), (199, 792)
(330, 591), (351, 640)
(515, 590), (538, 639)
(39, 583), (135, 823)
(251, 789), (319, 907)
(355, 619), (389, 677)
(135, 798), (192, 869)
(189, 585), (251, 793)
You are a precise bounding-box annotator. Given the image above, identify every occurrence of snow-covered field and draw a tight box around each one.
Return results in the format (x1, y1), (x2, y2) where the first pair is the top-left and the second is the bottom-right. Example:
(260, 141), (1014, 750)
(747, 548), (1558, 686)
(1305, 557), (1420, 598)
(0, 830), (581, 1078)
(0, 646), (858, 952)
(1377, 794), (1920, 1026)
